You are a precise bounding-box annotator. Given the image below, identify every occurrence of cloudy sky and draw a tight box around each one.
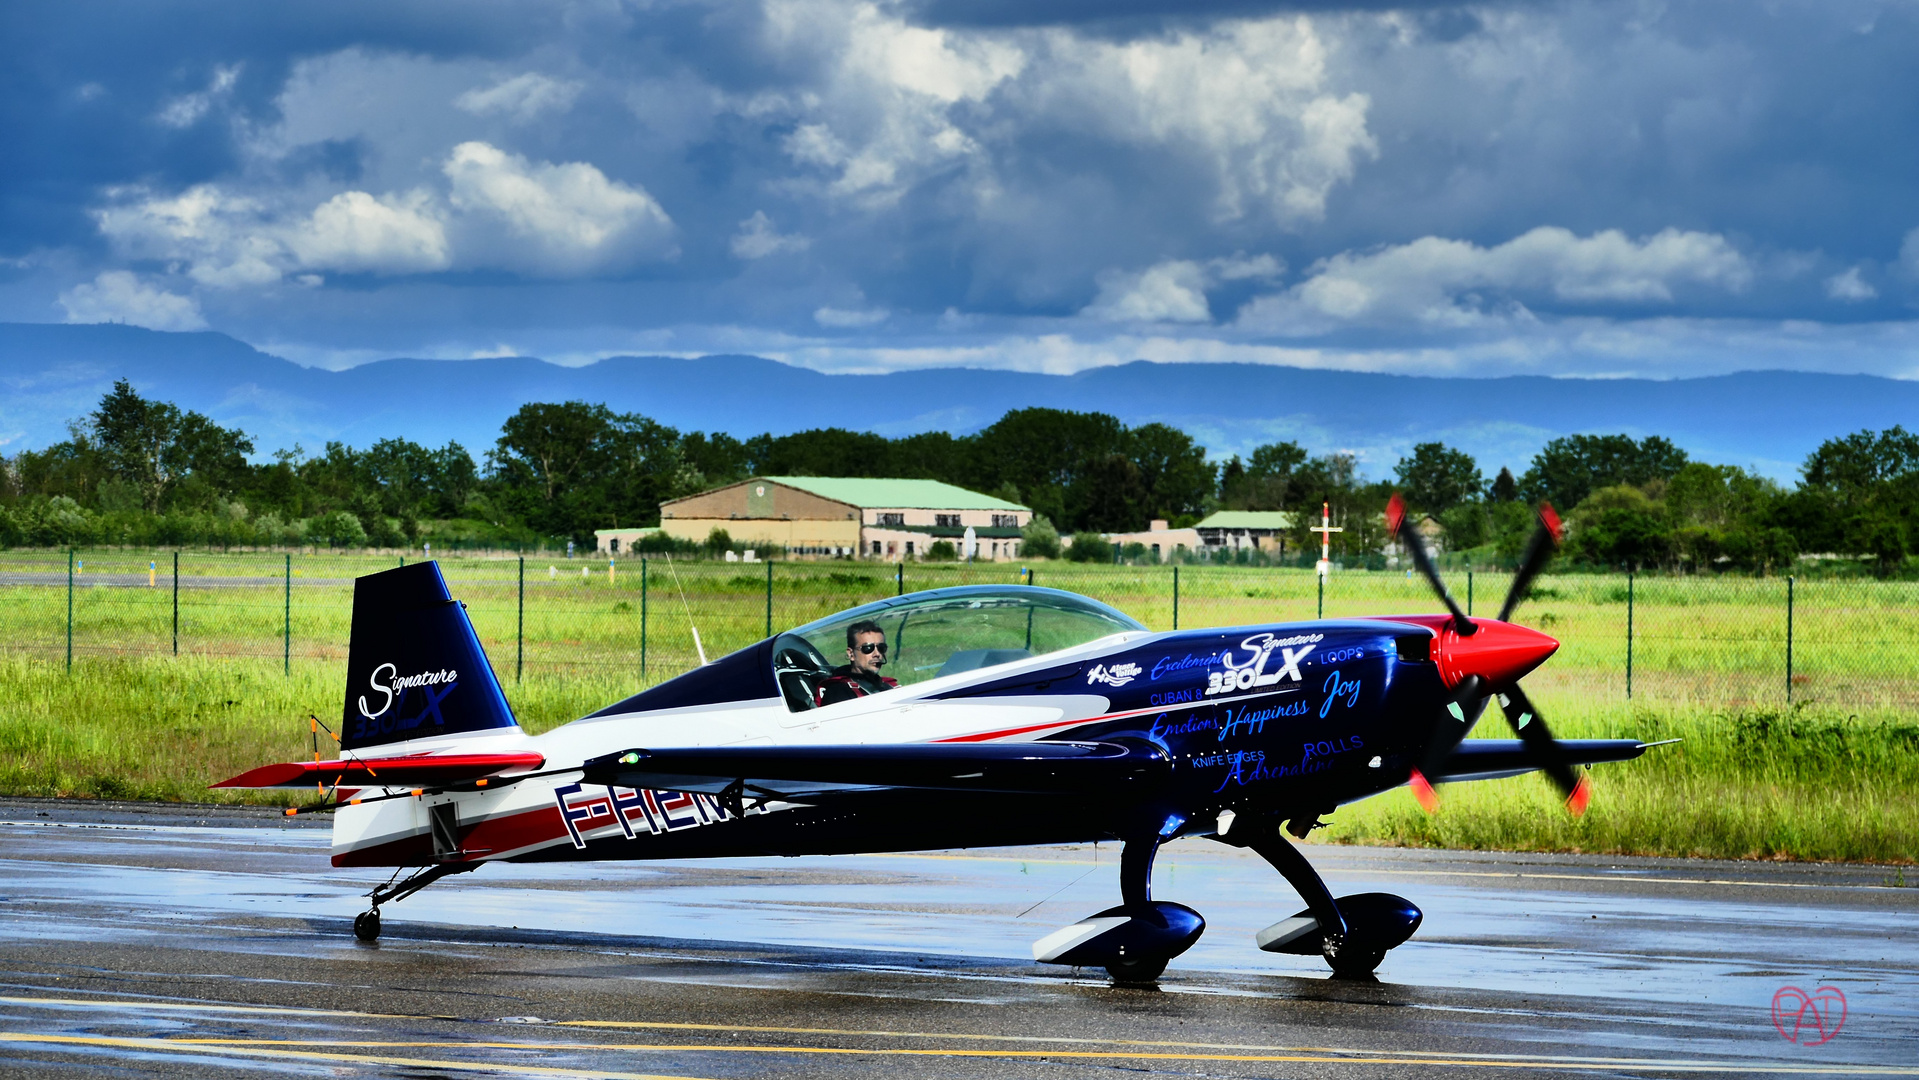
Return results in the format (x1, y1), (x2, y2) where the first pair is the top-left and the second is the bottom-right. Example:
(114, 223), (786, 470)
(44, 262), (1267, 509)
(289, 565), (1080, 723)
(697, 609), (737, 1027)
(5, 0), (1919, 378)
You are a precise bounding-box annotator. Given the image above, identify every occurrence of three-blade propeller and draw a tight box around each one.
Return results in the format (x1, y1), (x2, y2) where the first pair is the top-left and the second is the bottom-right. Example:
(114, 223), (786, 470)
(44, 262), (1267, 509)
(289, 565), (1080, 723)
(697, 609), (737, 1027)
(1386, 494), (1587, 815)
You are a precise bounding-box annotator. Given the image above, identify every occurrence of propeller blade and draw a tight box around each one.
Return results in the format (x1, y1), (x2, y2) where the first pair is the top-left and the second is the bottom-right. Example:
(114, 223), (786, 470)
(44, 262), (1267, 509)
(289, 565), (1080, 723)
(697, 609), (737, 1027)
(1408, 673), (1485, 814)
(1496, 503), (1565, 623)
(1496, 682), (1589, 815)
(1387, 493), (1474, 636)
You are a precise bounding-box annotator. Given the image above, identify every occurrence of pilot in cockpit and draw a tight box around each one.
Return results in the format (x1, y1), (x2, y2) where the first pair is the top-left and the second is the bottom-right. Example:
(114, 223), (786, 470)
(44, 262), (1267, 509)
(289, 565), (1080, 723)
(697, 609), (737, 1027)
(816, 620), (899, 706)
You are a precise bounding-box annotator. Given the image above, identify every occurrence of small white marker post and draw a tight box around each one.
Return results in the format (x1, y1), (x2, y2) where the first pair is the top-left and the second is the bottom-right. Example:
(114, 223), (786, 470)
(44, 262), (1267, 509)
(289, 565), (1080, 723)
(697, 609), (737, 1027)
(1310, 500), (1342, 580)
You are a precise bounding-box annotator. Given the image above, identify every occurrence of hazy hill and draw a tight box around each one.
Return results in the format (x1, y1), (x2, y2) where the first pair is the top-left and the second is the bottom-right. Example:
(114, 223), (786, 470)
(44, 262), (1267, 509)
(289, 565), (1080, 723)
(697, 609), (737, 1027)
(4, 321), (1912, 480)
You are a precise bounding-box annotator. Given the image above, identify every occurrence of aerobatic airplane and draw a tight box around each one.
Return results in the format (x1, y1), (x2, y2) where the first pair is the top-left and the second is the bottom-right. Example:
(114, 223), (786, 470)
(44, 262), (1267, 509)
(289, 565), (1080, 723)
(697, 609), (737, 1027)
(218, 497), (1657, 983)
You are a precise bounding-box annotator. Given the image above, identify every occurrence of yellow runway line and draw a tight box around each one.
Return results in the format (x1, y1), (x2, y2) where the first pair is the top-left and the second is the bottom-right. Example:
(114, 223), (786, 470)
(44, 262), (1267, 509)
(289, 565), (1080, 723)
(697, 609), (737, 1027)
(136, 1037), (1919, 1075)
(0, 1033), (706, 1080)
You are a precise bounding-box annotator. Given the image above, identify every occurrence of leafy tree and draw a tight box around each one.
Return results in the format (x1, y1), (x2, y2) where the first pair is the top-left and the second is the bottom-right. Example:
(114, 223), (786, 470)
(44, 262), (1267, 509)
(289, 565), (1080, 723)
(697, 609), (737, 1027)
(87, 380), (253, 512)
(1567, 485), (1669, 569)
(1519, 434), (1688, 509)
(1126, 422), (1215, 523)
(1488, 466), (1517, 503)
(1222, 440), (1306, 510)
(1019, 514), (1061, 559)
(1065, 532), (1114, 562)
(1394, 442), (1482, 514)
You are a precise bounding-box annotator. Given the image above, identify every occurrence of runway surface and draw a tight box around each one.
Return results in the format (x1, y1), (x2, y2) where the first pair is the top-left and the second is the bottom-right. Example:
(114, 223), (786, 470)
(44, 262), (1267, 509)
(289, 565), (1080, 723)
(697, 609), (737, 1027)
(1, 796), (1914, 1078)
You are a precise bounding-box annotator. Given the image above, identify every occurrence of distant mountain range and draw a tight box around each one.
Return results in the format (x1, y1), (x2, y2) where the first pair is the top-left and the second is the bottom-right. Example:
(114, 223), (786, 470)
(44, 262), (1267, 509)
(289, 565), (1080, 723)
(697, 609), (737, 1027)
(4, 321), (1912, 481)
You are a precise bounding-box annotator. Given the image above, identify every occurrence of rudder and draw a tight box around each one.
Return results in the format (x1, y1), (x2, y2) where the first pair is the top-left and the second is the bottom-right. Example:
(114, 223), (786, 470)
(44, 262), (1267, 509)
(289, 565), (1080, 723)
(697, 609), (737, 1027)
(341, 561), (519, 752)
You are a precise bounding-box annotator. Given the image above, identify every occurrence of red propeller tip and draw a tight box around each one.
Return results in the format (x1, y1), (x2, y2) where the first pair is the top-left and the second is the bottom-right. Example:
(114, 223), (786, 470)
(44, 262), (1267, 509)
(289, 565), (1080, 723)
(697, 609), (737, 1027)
(1539, 503), (1564, 543)
(1408, 769), (1439, 814)
(1386, 493), (1406, 537)
(1566, 774), (1592, 817)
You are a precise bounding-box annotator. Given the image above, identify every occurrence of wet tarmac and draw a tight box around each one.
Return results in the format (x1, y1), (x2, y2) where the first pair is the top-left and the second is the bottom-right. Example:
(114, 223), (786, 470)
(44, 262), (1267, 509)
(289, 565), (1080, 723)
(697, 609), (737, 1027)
(1, 796), (1914, 1077)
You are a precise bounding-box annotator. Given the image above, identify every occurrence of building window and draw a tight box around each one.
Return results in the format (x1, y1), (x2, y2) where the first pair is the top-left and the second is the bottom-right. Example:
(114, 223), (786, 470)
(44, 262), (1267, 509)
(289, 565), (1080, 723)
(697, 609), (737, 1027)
(905, 541), (915, 555)
(935, 513), (960, 528)
(886, 541), (897, 556)
(608, 538), (620, 553)
(992, 514), (1017, 528)
(877, 512), (904, 527)
(872, 540), (882, 556)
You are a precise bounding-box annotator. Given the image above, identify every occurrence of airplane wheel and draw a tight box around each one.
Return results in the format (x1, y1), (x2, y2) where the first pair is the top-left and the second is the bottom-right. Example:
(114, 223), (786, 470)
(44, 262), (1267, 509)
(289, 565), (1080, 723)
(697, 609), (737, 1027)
(1105, 956), (1168, 985)
(353, 909), (381, 942)
(1324, 939), (1382, 979)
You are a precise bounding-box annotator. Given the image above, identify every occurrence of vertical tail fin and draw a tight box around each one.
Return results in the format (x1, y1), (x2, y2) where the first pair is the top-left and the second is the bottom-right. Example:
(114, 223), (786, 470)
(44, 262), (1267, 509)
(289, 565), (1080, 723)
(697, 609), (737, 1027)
(341, 561), (519, 752)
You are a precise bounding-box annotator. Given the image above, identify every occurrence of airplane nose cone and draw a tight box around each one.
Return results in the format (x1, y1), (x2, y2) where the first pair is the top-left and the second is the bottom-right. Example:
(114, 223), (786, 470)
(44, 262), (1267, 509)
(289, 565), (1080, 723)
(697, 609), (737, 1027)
(1435, 620), (1559, 688)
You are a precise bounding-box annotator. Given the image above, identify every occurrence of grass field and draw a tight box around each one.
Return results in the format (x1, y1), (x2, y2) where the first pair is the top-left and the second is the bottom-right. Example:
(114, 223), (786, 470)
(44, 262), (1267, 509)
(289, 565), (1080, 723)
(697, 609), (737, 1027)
(1, 549), (1914, 863)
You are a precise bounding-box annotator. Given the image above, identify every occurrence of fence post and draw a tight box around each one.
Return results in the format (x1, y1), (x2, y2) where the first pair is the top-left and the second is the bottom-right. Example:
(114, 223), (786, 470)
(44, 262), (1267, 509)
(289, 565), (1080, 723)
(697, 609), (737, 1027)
(1316, 573), (1324, 620)
(1172, 565), (1180, 631)
(1786, 575), (1795, 703)
(1026, 568), (1034, 587)
(284, 553), (291, 676)
(66, 546), (73, 674)
(640, 557), (647, 682)
(171, 551), (179, 656)
(1626, 572), (1634, 700)
(1466, 570), (1473, 616)
(517, 555), (525, 683)
(897, 562), (904, 596)
(765, 558), (774, 638)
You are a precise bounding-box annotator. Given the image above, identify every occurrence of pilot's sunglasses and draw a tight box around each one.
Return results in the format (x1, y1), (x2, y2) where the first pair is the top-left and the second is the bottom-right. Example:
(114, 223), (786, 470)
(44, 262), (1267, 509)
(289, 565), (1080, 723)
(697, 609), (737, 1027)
(857, 642), (888, 655)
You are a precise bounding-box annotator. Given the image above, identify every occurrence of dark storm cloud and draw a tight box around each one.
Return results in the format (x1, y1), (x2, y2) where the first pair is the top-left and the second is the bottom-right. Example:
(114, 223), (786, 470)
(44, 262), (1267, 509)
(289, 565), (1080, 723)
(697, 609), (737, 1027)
(2, 0), (1916, 376)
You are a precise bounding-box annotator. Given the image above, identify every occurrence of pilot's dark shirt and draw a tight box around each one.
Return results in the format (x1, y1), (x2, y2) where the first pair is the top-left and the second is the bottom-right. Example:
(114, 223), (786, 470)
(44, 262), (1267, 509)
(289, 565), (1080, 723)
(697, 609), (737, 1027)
(816, 664), (898, 706)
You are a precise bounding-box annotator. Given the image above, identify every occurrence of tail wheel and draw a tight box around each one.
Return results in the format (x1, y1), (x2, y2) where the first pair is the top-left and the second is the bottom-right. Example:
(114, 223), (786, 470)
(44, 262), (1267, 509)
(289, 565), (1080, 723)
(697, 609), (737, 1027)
(353, 909), (381, 942)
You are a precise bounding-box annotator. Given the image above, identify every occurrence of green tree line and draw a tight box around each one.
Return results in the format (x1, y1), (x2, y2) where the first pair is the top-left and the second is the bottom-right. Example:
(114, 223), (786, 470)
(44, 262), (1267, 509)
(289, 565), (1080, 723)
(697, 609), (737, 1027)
(3, 381), (1916, 575)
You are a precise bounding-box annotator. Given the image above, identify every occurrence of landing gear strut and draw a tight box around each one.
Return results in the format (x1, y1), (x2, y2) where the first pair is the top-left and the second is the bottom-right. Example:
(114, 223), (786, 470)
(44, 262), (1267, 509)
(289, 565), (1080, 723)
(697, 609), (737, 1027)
(1032, 819), (1205, 986)
(1223, 818), (1421, 979)
(352, 862), (478, 942)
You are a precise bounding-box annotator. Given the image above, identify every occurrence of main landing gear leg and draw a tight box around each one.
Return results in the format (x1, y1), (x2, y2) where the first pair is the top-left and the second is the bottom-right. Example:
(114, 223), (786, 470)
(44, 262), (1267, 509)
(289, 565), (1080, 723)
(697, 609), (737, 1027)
(1031, 822), (1206, 986)
(353, 862), (479, 942)
(1234, 822), (1421, 979)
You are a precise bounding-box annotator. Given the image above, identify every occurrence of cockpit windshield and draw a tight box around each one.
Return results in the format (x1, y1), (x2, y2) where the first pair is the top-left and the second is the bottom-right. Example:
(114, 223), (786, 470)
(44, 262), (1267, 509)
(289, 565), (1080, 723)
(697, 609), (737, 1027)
(770, 586), (1145, 712)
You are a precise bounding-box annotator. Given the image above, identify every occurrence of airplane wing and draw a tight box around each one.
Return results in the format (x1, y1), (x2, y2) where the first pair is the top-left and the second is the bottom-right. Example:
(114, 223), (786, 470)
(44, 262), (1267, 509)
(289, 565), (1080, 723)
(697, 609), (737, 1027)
(213, 752), (547, 789)
(1430, 739), (1655, 783)
(580, 741), (1167, 802)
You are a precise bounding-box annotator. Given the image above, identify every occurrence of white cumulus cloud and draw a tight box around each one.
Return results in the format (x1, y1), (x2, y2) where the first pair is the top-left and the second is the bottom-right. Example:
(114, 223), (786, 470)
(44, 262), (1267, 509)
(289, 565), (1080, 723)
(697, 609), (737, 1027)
(814, 305), (888, 327)
(58, 271), (207, 331)
(1082, 254), (1285, 323)
(1084, 261), (1213, 323)
(444, 141), (677, 274)
(156, 64), (241, 128)
(455, 73), (584, 122)
(1240, 226), (1751, 331)
(288, 190), (450, 274)
(731, 211), (810, 259)
(1825, 265), (1876, 302)
(1034, 18), (1376, 223)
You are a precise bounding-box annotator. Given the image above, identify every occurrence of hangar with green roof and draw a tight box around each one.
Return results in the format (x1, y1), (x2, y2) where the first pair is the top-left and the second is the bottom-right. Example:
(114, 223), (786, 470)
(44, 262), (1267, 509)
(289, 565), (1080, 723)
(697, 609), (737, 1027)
(595, 477), (1032, 561)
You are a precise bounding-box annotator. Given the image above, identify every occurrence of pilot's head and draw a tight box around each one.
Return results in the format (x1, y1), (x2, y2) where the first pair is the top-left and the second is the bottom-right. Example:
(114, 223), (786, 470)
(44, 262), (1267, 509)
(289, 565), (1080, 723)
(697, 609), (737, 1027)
(845, 620), (887, 677)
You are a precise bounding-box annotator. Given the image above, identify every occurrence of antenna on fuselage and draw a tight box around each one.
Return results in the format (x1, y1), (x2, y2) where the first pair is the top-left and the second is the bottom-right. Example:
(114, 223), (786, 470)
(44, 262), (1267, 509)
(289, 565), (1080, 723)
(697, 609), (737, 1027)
(662, 553), (708, 666)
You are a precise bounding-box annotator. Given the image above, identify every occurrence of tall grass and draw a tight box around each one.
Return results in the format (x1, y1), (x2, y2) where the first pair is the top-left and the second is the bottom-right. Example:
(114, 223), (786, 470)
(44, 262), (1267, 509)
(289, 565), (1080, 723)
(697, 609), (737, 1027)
(1324, 702), (1919, 864)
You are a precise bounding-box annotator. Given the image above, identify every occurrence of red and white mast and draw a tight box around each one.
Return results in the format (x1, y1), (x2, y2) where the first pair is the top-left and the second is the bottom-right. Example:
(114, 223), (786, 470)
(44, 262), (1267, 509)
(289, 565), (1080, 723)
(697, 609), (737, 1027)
(1310, 500), (1342, 579)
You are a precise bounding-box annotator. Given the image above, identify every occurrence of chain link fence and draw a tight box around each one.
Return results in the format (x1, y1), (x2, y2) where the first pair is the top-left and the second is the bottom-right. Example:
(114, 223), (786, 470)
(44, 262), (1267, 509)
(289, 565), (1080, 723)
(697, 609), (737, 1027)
(1, 549), (1909, 712)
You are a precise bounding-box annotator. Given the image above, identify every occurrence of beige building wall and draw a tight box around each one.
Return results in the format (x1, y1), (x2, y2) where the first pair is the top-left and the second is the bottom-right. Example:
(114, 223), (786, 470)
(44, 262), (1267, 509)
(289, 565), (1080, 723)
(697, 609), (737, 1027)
(662, 480), (860, 525)
(662, 517), (862, 551)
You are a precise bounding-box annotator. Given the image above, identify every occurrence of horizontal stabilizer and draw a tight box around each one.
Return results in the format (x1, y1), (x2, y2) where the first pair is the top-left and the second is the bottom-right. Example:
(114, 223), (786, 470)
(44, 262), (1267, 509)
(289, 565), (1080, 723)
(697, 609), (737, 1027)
(1431, 739), (1651, 783)
(213, 752), (546, 789)
(581, 740), (1166, 801)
